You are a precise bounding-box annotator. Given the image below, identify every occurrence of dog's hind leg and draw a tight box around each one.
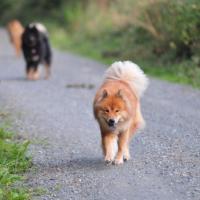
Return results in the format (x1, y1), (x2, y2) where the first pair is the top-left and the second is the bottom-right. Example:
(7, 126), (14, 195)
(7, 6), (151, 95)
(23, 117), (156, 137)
(44, 36), (52, 79)
(16, 42), (21, 57)
(44, 63), (51, 79)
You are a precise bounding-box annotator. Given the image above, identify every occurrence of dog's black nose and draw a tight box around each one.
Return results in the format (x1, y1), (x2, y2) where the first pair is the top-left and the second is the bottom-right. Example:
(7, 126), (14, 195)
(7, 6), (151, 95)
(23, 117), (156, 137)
(108, 119), (115, 127)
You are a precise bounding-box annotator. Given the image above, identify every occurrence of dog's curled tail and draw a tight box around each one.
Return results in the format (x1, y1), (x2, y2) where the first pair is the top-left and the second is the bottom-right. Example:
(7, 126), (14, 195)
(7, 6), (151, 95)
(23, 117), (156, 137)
(29, 23), (48, 35)
(104, 61), (149, 98)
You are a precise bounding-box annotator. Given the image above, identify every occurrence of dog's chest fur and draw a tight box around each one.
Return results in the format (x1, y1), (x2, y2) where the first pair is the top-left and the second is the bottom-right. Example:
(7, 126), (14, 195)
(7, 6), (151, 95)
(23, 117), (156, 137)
(30, 47), (40, 61)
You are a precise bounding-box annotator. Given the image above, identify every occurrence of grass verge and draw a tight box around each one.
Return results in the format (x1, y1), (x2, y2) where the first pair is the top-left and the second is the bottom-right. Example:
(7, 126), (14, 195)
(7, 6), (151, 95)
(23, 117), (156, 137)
(0, 127), (31, 200)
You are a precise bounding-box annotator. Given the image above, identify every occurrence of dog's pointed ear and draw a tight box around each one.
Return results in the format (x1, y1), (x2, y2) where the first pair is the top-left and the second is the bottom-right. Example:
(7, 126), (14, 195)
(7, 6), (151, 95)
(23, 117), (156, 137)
(116, 89), (123, 98)
(96, 89), (108, 103)
(102, 89), (108, 99)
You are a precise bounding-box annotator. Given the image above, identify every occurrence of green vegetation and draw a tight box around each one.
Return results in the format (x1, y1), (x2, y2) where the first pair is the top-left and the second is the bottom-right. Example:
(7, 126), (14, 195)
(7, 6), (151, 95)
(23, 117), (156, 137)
(0, 127), (31, 200)
(1, 0), (200, 87)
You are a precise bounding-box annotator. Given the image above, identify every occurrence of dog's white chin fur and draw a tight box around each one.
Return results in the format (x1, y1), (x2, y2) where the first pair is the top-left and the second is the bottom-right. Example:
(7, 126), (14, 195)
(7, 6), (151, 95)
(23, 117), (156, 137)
(104, 61), (149, 98)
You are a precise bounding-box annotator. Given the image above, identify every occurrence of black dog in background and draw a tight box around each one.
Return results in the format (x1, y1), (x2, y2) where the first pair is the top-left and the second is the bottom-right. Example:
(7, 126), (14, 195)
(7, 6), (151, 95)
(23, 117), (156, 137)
(21, 23), (52, 80)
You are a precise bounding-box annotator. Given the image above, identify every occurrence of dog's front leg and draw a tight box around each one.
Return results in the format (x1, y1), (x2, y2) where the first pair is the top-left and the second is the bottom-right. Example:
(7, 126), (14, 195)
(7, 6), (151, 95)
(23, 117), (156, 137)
(32, 68), (40, 80)
(102, 133), (116, 164)
(26, 68), (34, 80)
(114, 131), (129, 165)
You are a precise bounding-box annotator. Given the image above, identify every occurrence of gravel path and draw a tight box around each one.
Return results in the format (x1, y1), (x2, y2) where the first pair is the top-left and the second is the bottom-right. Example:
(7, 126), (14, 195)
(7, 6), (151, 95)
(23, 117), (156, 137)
(0, 29), (200, 200)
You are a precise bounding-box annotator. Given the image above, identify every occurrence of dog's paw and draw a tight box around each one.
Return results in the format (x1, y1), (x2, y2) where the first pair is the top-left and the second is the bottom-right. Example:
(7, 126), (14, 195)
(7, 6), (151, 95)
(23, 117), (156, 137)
(105, 159), (112, 165)
(113, 158), (124, 165)
(104, 156), (113, 165)
(123, 155), (131, 162)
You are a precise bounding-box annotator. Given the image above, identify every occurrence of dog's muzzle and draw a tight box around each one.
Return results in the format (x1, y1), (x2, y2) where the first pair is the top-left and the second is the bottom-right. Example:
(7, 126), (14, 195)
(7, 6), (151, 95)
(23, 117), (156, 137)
(108, 119), (116, 127)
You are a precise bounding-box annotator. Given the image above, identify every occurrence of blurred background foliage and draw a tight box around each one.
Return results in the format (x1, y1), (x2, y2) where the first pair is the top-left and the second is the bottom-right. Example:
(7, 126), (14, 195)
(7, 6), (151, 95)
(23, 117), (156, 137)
(0, 0), (200, 87)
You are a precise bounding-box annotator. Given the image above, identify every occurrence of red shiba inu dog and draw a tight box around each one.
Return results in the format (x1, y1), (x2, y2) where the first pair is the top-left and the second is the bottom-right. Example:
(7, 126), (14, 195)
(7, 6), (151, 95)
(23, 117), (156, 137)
(93, 61), (148, 165)
(7, 20), (24, 57)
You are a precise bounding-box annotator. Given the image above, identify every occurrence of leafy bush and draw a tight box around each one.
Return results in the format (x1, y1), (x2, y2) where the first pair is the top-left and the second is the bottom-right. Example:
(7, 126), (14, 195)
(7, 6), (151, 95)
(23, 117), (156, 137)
(0, 0), (89, 25)
(140, 0), (200, 61)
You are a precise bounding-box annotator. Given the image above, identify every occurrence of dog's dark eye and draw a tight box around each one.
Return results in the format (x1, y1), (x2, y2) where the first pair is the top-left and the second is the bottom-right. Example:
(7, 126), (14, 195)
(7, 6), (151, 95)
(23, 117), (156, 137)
(115, 110), (120, 113)
(104, 109), (109, 113)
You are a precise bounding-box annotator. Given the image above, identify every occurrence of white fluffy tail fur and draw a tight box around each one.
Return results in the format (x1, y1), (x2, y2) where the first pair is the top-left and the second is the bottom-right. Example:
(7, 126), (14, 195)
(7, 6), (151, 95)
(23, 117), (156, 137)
(29, 23), (48, 35)
(104, 61), (149, 98)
